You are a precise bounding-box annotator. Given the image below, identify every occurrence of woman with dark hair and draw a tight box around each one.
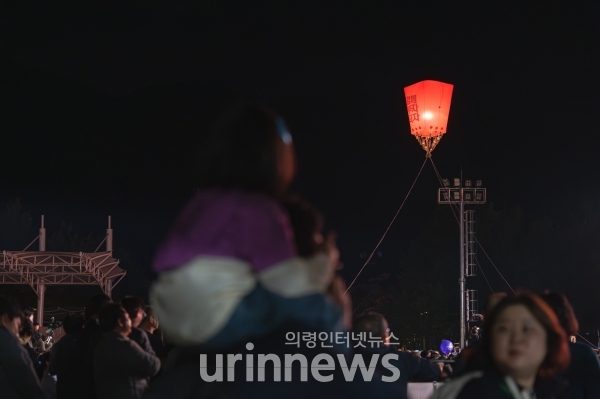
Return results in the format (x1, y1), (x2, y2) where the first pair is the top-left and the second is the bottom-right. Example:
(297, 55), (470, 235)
(541, 292), (600, 399)
(151, 103), (343, 350)
(432, 292), (570, 399)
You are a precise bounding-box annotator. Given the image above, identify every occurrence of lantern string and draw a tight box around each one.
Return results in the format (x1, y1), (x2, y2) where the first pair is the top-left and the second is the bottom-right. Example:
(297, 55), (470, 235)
(476, 258), (495, 294)
(575, 333), (599, 350)
(428, 156), (516, 294)
(345, 157), (428, 294)
(473, 236), (515, 294)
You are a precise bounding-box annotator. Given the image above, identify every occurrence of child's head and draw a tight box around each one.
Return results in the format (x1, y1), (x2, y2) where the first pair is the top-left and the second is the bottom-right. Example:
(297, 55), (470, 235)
(284, 195), (324, 257)
(196, 103), (296, 198)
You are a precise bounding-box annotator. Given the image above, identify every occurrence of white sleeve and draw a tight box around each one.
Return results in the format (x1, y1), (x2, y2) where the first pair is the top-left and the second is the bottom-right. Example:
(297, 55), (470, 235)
(150, 256), (256, 345)
(257, 253), (336, 297)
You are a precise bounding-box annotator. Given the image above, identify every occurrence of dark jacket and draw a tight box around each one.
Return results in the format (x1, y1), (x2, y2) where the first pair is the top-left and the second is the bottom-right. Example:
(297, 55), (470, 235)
(0, 326), (46, 399)
(50, 332), (85, 399)
(33, 330), (42, 343)
(432, 370), (568, 399)
(128, 327), (155, 355)
(561, 342), (600, 399)
(94, 331), (161, 399)
(356, 345), (441, 399)
(78, 317), (105, 399)
(23, 341), (40, 372)
(146, 330), (168, 359)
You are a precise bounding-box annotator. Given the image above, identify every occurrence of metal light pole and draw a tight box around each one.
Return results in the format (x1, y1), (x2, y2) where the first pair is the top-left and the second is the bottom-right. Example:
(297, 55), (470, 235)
(459, 195), (465, 348)
(36, 215), (46, 325)
(438, 179), (486, 348)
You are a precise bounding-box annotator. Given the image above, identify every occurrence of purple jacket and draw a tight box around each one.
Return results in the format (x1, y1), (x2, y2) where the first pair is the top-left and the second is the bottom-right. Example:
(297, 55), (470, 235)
(153, 189), (296, 273)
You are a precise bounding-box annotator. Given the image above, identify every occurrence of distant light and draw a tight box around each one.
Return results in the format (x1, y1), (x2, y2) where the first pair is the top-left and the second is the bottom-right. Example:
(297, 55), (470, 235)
(465, 180), (472, 187)
(453, 178), (460, 187)
(423, 111), (434, 120)
(476, 180), (482, 187)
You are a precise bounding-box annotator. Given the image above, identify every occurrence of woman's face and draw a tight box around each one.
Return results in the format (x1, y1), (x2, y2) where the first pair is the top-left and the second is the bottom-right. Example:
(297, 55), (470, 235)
(491, 304), (547, 380)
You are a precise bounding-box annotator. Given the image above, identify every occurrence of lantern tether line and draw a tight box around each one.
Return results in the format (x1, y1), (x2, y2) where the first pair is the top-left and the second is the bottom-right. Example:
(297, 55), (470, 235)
(428, 156), (515, 294)
(345, 157), (428, 294)
(575, 333), (599, 349)
(473, 236), (515, 294)
(476, 259), (494, 294)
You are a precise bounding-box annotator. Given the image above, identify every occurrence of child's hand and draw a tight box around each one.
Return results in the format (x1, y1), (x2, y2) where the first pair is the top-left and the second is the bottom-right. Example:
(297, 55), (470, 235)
(322, 231), (340, 265)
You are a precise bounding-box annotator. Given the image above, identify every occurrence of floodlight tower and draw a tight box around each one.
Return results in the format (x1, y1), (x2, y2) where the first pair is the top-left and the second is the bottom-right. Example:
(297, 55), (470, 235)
(438, 178), (486, 348)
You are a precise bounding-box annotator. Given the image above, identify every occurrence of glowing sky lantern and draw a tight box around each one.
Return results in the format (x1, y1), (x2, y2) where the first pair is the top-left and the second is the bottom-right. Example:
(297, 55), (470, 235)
(404, 80), (454, 156)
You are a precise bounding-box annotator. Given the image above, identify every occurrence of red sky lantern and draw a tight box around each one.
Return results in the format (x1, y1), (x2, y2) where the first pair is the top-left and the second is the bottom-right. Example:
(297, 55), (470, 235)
(404, 80), (454, 156)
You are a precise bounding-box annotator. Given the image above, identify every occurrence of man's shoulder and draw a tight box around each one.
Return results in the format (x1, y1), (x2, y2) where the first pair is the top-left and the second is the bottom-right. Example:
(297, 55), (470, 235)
(132, 326), (152, 340)
(129, 327), (143, 338)
(98, 331), (128, 345)
(0, 326), (23, 350)
(97, 332), (143, 357)
(0, 325), (17, 338)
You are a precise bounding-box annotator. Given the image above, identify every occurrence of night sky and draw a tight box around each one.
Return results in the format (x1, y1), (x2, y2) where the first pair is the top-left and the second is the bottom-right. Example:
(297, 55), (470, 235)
(2, 3), (599, 334)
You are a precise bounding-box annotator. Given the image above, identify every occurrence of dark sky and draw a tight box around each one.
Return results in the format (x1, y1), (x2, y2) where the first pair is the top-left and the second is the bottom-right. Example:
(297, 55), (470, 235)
(1, 2), (600, 328)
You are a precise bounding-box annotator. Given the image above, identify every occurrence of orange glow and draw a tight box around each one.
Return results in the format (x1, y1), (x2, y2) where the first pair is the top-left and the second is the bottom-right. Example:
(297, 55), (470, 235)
(404, 80), (454, 138)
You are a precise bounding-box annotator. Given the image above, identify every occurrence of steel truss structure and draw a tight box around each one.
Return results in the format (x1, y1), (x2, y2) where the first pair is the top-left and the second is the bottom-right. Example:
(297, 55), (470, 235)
(0, 216), (125, 324)
(0, 251), (125, 296)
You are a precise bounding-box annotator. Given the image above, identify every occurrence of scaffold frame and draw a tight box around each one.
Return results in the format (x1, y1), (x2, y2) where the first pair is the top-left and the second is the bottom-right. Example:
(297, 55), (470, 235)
(0, 215), (124, 324)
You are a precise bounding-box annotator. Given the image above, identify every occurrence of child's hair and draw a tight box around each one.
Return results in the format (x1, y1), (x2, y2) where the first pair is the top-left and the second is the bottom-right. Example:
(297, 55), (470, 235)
(195, 102), (293, 198)
(283, 195), (324, 257)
